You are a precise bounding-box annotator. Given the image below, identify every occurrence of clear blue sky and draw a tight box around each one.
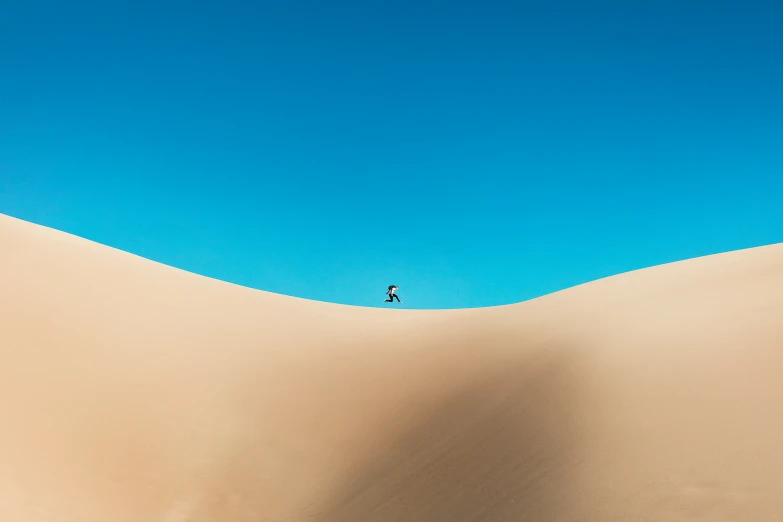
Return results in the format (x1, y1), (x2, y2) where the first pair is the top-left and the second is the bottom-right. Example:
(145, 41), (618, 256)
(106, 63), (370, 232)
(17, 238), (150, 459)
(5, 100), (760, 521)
(1, 1), (781, 309)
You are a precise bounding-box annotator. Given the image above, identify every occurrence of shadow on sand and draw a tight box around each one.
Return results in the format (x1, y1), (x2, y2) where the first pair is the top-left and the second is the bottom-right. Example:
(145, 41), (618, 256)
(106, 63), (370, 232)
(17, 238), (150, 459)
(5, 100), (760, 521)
(313, 339), (586, 522)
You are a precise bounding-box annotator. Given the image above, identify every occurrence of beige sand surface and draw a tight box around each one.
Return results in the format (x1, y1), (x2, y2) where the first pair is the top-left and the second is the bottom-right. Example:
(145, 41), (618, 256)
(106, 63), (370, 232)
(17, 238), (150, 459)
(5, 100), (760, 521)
(1, 212), (782, 521)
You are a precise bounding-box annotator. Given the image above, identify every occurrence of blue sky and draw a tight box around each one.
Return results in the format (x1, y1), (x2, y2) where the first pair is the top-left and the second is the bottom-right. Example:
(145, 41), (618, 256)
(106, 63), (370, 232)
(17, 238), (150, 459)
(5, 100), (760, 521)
(1, 1), (781, 309)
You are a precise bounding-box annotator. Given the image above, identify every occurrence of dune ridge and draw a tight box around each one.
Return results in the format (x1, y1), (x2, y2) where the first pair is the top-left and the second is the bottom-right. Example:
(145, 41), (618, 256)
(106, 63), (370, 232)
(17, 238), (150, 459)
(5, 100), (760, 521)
(1, 212), (782, 521)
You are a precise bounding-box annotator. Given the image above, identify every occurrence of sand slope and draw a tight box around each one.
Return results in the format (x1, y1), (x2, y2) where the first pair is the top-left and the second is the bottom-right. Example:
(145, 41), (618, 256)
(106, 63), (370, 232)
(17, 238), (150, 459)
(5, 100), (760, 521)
(1, 212), (782, 522)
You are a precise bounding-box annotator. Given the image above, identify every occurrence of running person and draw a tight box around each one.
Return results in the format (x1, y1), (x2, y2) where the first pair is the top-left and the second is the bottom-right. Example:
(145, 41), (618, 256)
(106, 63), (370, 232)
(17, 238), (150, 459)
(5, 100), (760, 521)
(385, 285), (402, 303)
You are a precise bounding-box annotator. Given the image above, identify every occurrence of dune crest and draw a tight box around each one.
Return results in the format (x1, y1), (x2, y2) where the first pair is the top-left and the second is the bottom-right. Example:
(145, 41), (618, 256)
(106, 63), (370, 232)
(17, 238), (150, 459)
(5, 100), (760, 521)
(1, 212), (782, 521)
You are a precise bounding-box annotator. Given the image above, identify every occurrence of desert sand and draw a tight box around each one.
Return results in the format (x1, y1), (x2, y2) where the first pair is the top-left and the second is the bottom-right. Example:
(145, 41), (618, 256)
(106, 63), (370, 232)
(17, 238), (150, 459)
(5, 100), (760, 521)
(1, 211), (782, 521)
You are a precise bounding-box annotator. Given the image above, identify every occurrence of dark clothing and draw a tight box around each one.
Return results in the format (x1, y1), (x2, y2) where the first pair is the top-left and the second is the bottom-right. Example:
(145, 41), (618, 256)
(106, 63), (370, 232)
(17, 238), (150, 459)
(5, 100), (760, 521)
(385, 294), (401, 303)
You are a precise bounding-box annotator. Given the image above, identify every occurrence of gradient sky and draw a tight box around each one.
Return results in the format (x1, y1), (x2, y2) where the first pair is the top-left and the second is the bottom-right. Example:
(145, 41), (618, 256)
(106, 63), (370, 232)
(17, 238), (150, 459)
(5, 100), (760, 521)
(2, 1), (781, 309)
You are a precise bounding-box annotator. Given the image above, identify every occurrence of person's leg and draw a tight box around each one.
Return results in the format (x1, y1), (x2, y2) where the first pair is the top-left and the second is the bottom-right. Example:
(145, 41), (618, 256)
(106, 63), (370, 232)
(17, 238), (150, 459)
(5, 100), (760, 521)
(385, 295), (393, 302)
(393, 294), (401, 302)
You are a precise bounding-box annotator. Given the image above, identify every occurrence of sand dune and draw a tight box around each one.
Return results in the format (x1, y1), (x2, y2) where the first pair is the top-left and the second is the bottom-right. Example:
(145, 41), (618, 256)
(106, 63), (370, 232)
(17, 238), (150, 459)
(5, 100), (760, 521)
(1, 212), (782, 521)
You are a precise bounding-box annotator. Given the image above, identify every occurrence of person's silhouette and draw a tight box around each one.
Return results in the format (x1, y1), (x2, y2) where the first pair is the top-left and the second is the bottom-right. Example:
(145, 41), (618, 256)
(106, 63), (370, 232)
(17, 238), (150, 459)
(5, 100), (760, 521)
(385, 285), (402, 303)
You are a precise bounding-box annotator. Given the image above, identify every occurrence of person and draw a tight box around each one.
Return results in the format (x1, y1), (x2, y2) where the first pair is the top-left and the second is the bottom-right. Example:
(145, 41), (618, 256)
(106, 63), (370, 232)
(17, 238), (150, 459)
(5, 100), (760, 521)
(385, 285), (402, 303)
